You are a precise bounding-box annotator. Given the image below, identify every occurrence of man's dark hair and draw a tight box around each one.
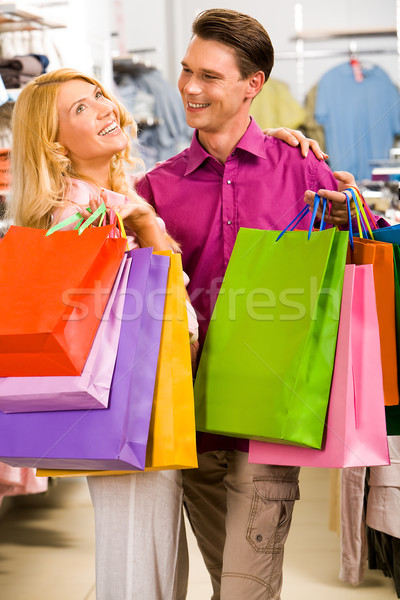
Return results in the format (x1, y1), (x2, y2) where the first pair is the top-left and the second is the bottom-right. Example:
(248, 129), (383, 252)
(192, 8), (274, 83)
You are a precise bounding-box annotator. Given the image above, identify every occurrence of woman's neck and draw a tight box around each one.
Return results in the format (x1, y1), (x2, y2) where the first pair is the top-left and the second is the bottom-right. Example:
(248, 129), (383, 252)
(72, 160), (111, 190)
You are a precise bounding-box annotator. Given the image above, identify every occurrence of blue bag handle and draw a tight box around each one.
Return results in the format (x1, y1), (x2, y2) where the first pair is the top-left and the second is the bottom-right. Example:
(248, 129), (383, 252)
(276, 194), (326, 242)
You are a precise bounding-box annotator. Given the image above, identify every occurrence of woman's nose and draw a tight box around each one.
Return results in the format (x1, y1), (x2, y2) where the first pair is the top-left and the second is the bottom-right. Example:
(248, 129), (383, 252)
(97, 99), (113, 118)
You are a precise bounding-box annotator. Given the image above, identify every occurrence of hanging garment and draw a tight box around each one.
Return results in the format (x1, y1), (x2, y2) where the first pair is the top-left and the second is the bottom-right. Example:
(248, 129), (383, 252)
(367, 436), (400, 538)
(115, 70), (191, 167)
(367, 527), (400, 597)
(315, 63), (400, 181)
(0, 463), (48, 507)
(249, 78), (306, 130)
(302, 84), (326, 151)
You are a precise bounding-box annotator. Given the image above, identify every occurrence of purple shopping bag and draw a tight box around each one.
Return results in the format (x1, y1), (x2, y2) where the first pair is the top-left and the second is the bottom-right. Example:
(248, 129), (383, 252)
(0, 248), (169, 470)
(249, 264), (390, 468)
(0, 256), (129, 413)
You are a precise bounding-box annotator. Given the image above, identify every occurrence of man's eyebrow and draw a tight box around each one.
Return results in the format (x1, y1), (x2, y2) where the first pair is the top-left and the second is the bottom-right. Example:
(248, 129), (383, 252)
(181, 61), (222, 77)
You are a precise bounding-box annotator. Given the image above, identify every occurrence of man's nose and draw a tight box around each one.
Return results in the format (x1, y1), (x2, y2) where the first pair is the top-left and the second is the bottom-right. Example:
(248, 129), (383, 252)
(183, 75), (202, 95)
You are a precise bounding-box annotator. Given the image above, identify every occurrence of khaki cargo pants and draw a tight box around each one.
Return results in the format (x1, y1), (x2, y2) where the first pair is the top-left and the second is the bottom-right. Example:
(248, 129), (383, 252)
(182, 450), (300, 600)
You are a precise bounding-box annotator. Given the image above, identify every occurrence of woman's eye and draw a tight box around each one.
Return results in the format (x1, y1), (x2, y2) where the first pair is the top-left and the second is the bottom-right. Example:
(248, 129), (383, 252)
(76, 104), (85, 114)
(95, 90), (103, 99)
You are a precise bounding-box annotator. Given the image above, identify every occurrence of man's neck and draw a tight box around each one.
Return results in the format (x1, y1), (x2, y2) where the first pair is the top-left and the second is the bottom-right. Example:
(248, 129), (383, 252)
(197, 116), (251, 164)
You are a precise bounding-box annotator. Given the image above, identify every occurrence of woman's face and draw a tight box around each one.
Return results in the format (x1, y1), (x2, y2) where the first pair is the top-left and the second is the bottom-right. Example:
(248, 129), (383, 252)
(56, 79), (128, 171)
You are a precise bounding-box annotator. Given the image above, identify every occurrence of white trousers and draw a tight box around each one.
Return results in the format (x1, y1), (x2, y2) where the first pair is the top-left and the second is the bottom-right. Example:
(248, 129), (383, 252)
(87, 470), (188, 600)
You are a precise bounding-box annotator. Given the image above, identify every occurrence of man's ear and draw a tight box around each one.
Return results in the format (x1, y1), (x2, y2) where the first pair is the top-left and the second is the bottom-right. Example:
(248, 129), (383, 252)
(245, 71), (265, 99)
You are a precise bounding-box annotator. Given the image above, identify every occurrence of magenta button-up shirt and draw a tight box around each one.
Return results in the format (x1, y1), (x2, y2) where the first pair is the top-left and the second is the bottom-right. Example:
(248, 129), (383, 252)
(136, 118), (338, 451)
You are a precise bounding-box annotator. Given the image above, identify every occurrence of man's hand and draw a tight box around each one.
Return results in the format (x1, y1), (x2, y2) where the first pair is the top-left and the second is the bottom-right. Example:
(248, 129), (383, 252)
(264, 127), (329, 160)
(304, 171), (357, 226)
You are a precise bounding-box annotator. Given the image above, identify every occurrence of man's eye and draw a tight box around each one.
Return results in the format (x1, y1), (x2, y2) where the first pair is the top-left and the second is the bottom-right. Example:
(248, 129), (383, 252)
(203, 74), (216, 80)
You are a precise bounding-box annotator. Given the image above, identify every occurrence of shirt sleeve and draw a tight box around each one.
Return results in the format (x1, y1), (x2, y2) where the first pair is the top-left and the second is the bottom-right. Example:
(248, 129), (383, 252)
(135, 174), (155, 209)
(311, 158), (338, 192)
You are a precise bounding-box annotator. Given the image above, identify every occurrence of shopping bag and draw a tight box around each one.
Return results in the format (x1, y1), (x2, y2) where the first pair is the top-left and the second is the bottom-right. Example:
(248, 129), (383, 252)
(249, 264), (390, 468)
(194, 227), (348, 449)
(0, 256), (130, 413)
(0, 225), (126, 376)
(144, 251), (197, 471)
(348, 237), (399, 405)
(372, 223), (400, 245)
(36, 252), (198, 477)
(392, 244), (400, 390)
(0, 248), (169, 470)
(385, 405), (400, 435)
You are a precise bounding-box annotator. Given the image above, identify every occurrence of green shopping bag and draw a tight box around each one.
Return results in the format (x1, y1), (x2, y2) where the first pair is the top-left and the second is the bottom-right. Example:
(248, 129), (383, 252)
(385, 245), (400, 434)
(194, 227), (348, 449)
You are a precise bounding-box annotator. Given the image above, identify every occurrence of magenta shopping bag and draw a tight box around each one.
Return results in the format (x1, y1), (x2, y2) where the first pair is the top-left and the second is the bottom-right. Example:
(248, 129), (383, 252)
(0, 248), (169, 470)
(249, 264), (390, 468)
(0, 256), (130, 413)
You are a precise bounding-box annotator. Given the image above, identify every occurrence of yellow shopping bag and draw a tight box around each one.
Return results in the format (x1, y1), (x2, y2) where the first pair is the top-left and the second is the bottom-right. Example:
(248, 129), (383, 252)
(37, 252), (198, 478)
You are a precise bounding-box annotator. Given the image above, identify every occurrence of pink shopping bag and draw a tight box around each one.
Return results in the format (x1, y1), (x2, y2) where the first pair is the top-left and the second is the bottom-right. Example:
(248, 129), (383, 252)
(249, 264), (390, 468)
(0, 256), (130, 413)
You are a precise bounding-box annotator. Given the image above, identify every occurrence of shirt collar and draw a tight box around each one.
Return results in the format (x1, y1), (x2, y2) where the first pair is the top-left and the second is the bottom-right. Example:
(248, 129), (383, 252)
(185, 117), (267, 176)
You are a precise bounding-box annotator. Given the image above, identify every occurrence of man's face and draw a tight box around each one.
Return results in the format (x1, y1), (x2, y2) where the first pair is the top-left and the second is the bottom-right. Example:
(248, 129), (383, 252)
(178, 35), (254, 135)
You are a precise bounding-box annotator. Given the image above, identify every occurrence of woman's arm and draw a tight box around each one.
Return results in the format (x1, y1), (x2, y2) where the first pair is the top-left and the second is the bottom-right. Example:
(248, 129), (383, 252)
(264, 127), (328, 160)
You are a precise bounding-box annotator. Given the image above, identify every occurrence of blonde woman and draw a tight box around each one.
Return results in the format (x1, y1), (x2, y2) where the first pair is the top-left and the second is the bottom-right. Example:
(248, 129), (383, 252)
(8, 68), (192, 600)
(7, 67), (324, 600)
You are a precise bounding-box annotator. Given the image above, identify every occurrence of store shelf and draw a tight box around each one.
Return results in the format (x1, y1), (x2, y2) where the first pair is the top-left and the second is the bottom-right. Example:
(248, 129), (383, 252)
(291, 27), (397, 41)
(112, 54), (157, 74)
(0, 2), (66, 31)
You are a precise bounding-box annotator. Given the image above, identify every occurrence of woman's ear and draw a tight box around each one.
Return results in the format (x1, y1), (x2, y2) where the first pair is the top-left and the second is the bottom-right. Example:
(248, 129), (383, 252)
(246, 71), (265, 100)
(54, 142), (69, 157)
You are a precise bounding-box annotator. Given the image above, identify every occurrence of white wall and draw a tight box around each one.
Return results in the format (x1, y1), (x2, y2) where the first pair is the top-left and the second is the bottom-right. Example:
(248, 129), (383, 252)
(114, 0), (399, 102)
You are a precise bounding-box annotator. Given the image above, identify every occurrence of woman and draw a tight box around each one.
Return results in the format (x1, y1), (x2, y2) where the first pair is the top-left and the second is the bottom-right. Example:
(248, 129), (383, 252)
(7, 67), (194, 600)
(7, 67), (325, 600)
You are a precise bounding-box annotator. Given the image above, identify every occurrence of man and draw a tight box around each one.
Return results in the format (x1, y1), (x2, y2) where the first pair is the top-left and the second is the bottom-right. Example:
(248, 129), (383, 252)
(136, 9), (354, 599)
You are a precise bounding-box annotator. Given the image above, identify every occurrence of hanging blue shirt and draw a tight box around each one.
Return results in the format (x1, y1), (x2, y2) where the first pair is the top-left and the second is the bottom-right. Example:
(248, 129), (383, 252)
(315, 63), (400, 181)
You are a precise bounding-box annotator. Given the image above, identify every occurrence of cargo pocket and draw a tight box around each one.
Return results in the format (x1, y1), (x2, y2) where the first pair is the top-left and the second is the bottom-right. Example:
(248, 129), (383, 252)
(246, 478), (300, 554)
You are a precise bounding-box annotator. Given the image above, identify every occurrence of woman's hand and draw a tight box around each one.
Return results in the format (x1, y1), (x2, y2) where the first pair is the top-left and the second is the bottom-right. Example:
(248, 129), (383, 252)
(116, 199), (155, 231)
(76, 191), (106, 225)
(304, 171), (357, 226)
(264, 127), (328, 160)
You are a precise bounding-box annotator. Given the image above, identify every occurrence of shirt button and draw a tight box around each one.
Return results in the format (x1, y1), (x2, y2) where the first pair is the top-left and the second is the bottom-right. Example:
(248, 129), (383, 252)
(227, 180), (232, 184)
(227, 220), (232, 225)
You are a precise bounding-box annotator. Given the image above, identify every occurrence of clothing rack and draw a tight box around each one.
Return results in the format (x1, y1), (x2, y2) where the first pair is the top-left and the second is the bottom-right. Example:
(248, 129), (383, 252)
(275, 48), (398, 60)
(278, 2), (400, 103)
(112, 49), (158, 74)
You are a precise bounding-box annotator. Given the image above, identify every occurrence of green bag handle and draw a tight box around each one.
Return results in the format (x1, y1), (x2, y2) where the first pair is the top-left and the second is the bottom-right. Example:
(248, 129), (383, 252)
(77, 203), (107, 234)
(46, 203), (107, 236)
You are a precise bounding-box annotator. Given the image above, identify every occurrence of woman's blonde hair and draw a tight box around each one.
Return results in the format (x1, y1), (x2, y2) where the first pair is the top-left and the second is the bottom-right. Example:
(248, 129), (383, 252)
(8, 68), (149, 229)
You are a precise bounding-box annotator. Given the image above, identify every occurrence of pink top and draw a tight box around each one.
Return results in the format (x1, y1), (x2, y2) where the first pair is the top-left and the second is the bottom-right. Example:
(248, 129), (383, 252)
(52, 177), (198, 342)
(52, 178), (166, 251)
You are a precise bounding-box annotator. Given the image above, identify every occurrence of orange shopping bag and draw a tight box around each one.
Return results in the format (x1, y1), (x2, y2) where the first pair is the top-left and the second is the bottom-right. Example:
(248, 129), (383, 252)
(348, 236), (399, 405)
(0, 225), (126, 376)
(37, 252), (198, 478)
